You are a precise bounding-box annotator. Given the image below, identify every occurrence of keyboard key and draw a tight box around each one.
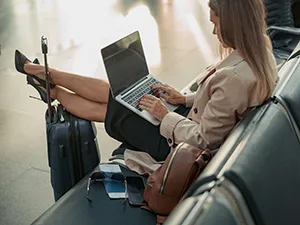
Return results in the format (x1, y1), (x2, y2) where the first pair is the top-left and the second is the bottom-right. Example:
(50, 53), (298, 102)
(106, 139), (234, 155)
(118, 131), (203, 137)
(122, 78), (161, 108)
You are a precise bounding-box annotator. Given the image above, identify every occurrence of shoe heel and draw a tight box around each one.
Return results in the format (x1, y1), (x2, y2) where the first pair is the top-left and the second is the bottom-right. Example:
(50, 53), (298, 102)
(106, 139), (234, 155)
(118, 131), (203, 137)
(26, 76), (53, 103)
(29, 95), (43, 102)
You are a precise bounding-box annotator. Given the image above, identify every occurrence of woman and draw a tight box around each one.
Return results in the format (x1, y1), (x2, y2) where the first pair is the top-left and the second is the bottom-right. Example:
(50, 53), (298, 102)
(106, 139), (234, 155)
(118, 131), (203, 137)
(15, 0), (278, 161)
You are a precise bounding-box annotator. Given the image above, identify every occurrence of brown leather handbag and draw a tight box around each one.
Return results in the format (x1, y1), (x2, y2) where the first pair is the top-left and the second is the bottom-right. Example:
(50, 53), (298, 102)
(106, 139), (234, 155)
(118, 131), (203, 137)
(143, 142), (211, 221)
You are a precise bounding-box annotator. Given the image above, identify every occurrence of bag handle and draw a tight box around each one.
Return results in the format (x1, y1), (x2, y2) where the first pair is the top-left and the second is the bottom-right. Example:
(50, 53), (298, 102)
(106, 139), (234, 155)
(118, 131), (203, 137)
(41, 36), (52, 122)
(195, 150), (211, 169)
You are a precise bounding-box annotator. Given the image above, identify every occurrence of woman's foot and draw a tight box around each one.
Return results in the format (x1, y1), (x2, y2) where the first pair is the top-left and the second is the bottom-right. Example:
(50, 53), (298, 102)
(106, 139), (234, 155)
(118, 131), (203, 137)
(15, 49), (55, 88)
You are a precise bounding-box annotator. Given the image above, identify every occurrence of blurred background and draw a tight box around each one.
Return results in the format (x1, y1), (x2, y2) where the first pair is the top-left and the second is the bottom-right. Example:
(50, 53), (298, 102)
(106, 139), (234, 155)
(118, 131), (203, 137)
(0, 0), (220, 224)
(2, 0), (299, 224)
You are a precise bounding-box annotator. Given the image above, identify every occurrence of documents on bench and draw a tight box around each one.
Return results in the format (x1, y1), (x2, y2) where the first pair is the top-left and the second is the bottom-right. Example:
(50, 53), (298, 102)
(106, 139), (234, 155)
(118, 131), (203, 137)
(99, 164), (126, 199)
(99, 164), (122, 174)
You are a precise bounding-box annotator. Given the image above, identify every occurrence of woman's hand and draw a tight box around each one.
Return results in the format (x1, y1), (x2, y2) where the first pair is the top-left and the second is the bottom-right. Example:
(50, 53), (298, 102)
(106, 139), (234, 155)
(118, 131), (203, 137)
(139, 95), (169, 121)
(151, 84), (185, 105)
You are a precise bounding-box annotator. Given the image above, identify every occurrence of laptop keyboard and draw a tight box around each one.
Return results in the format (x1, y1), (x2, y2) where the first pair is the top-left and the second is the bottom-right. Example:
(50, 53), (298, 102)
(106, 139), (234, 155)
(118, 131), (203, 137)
(122, 78), (161, 111)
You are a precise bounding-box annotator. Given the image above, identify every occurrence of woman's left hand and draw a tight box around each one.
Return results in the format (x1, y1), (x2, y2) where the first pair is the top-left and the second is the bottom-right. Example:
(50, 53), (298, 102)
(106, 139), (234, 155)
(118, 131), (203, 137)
(139, 95), (169, 121)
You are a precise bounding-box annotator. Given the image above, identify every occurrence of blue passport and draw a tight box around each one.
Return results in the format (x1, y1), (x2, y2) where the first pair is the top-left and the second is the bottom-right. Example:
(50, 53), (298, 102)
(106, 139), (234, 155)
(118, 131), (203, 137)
(103, 177), (126, 199)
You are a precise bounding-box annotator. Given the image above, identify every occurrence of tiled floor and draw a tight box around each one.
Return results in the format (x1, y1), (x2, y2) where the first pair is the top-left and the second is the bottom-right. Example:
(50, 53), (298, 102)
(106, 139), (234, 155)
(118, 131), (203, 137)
(0, 0), (218, 224)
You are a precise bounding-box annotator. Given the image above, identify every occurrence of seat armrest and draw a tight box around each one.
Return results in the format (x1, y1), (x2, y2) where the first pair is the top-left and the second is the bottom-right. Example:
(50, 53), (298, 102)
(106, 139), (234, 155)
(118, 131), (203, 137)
(288, 41), (300, 60)
(267, 26), (300, 38)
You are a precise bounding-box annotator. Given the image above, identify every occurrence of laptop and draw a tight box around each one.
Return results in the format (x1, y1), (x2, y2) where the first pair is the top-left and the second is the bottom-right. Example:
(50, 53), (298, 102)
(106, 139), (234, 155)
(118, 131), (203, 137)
(101, 31), (178, 125)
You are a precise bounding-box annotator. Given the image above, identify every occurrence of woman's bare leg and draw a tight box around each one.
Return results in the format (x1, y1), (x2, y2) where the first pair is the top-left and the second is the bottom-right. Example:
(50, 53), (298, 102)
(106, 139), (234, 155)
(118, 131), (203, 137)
(24, 62), (110, 103)
(51, 86), (107, 122)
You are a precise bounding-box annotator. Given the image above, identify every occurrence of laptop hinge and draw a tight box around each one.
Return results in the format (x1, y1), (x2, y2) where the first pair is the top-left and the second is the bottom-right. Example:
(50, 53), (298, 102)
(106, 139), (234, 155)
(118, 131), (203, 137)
(119, 76), (149, 97)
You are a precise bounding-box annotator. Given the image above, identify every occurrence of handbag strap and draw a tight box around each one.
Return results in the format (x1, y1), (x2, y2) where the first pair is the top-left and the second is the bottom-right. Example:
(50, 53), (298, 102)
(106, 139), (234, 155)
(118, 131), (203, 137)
(156, 215), (167, 225)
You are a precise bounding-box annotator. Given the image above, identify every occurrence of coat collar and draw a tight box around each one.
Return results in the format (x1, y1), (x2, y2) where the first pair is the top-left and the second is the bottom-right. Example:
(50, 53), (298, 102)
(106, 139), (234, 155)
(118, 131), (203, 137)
(198, 50), (245, 85)
(215, 49), (244, 70)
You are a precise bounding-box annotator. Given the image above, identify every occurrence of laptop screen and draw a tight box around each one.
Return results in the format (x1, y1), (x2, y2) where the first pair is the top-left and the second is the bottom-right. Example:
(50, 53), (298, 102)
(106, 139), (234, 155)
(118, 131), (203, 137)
(101, 31), (149, 97)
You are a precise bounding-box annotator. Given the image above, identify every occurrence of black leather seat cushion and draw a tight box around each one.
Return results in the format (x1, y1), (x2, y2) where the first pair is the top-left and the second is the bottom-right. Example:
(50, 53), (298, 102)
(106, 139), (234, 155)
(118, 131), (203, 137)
(165, 190), (239, 225)
(263, 0), (294, 28)
(263, 0), (299, 61)
(32, 168), (156, 225)
(292, 0), (300, 27)
(223, 104), (300, 225)
(277, 56), (300, 125)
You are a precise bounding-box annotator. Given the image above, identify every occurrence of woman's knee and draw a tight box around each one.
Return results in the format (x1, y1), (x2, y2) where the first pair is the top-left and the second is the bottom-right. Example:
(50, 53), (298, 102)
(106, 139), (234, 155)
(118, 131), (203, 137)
(80, 103), (107, 122)
(93, 104), (107, 122)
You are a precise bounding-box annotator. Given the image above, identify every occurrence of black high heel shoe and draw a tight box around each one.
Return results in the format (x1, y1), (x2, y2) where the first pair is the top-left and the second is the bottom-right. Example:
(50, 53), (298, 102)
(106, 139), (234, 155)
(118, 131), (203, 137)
(27, 76), (54, 103)
(33, 58), (39, 64)
(15, 49), (31, 74)
(27, 58), (55, 103)
(15, 49), (55, 88)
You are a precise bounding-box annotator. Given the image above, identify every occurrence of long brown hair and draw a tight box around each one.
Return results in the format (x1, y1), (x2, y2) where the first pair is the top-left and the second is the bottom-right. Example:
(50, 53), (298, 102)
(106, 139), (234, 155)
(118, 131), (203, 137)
(209, 0), (277, 103)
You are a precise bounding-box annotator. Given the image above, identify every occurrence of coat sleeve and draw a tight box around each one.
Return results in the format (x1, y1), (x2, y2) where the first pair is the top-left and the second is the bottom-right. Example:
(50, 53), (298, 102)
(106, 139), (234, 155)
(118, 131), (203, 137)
(160, 72), (249, 149)
(185, 93), (196, 107)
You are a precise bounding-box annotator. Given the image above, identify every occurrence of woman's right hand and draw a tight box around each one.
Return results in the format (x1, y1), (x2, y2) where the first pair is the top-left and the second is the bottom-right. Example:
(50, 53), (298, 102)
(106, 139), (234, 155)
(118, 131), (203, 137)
(151, 84), (186, 105)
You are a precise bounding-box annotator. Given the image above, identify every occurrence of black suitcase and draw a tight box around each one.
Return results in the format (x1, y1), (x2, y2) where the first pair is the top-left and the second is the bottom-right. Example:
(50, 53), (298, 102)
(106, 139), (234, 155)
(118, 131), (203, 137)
(41, 36), (100, 201)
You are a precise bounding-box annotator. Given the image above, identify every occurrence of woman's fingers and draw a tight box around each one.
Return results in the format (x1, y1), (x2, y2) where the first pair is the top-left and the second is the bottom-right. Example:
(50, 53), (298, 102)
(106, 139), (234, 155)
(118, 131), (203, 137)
(151, 84), (170, 93)
(139, 95), (161, 110)
(138, 95), (169, 121)
(151, 84), (167, 89)
(139, 95), (155, 107)
(139, 96), (153, 107)
(158, 93), (170, 101)
(141, 94), (157, 101)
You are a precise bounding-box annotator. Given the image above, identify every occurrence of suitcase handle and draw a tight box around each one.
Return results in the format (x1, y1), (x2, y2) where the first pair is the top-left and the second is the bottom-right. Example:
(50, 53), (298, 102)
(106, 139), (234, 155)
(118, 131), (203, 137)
(41, 36), (53, 122)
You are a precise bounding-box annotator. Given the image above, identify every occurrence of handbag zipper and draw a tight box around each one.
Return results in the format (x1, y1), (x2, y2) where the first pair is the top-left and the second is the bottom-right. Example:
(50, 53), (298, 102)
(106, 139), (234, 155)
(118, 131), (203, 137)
(160, 145), (181, 194)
